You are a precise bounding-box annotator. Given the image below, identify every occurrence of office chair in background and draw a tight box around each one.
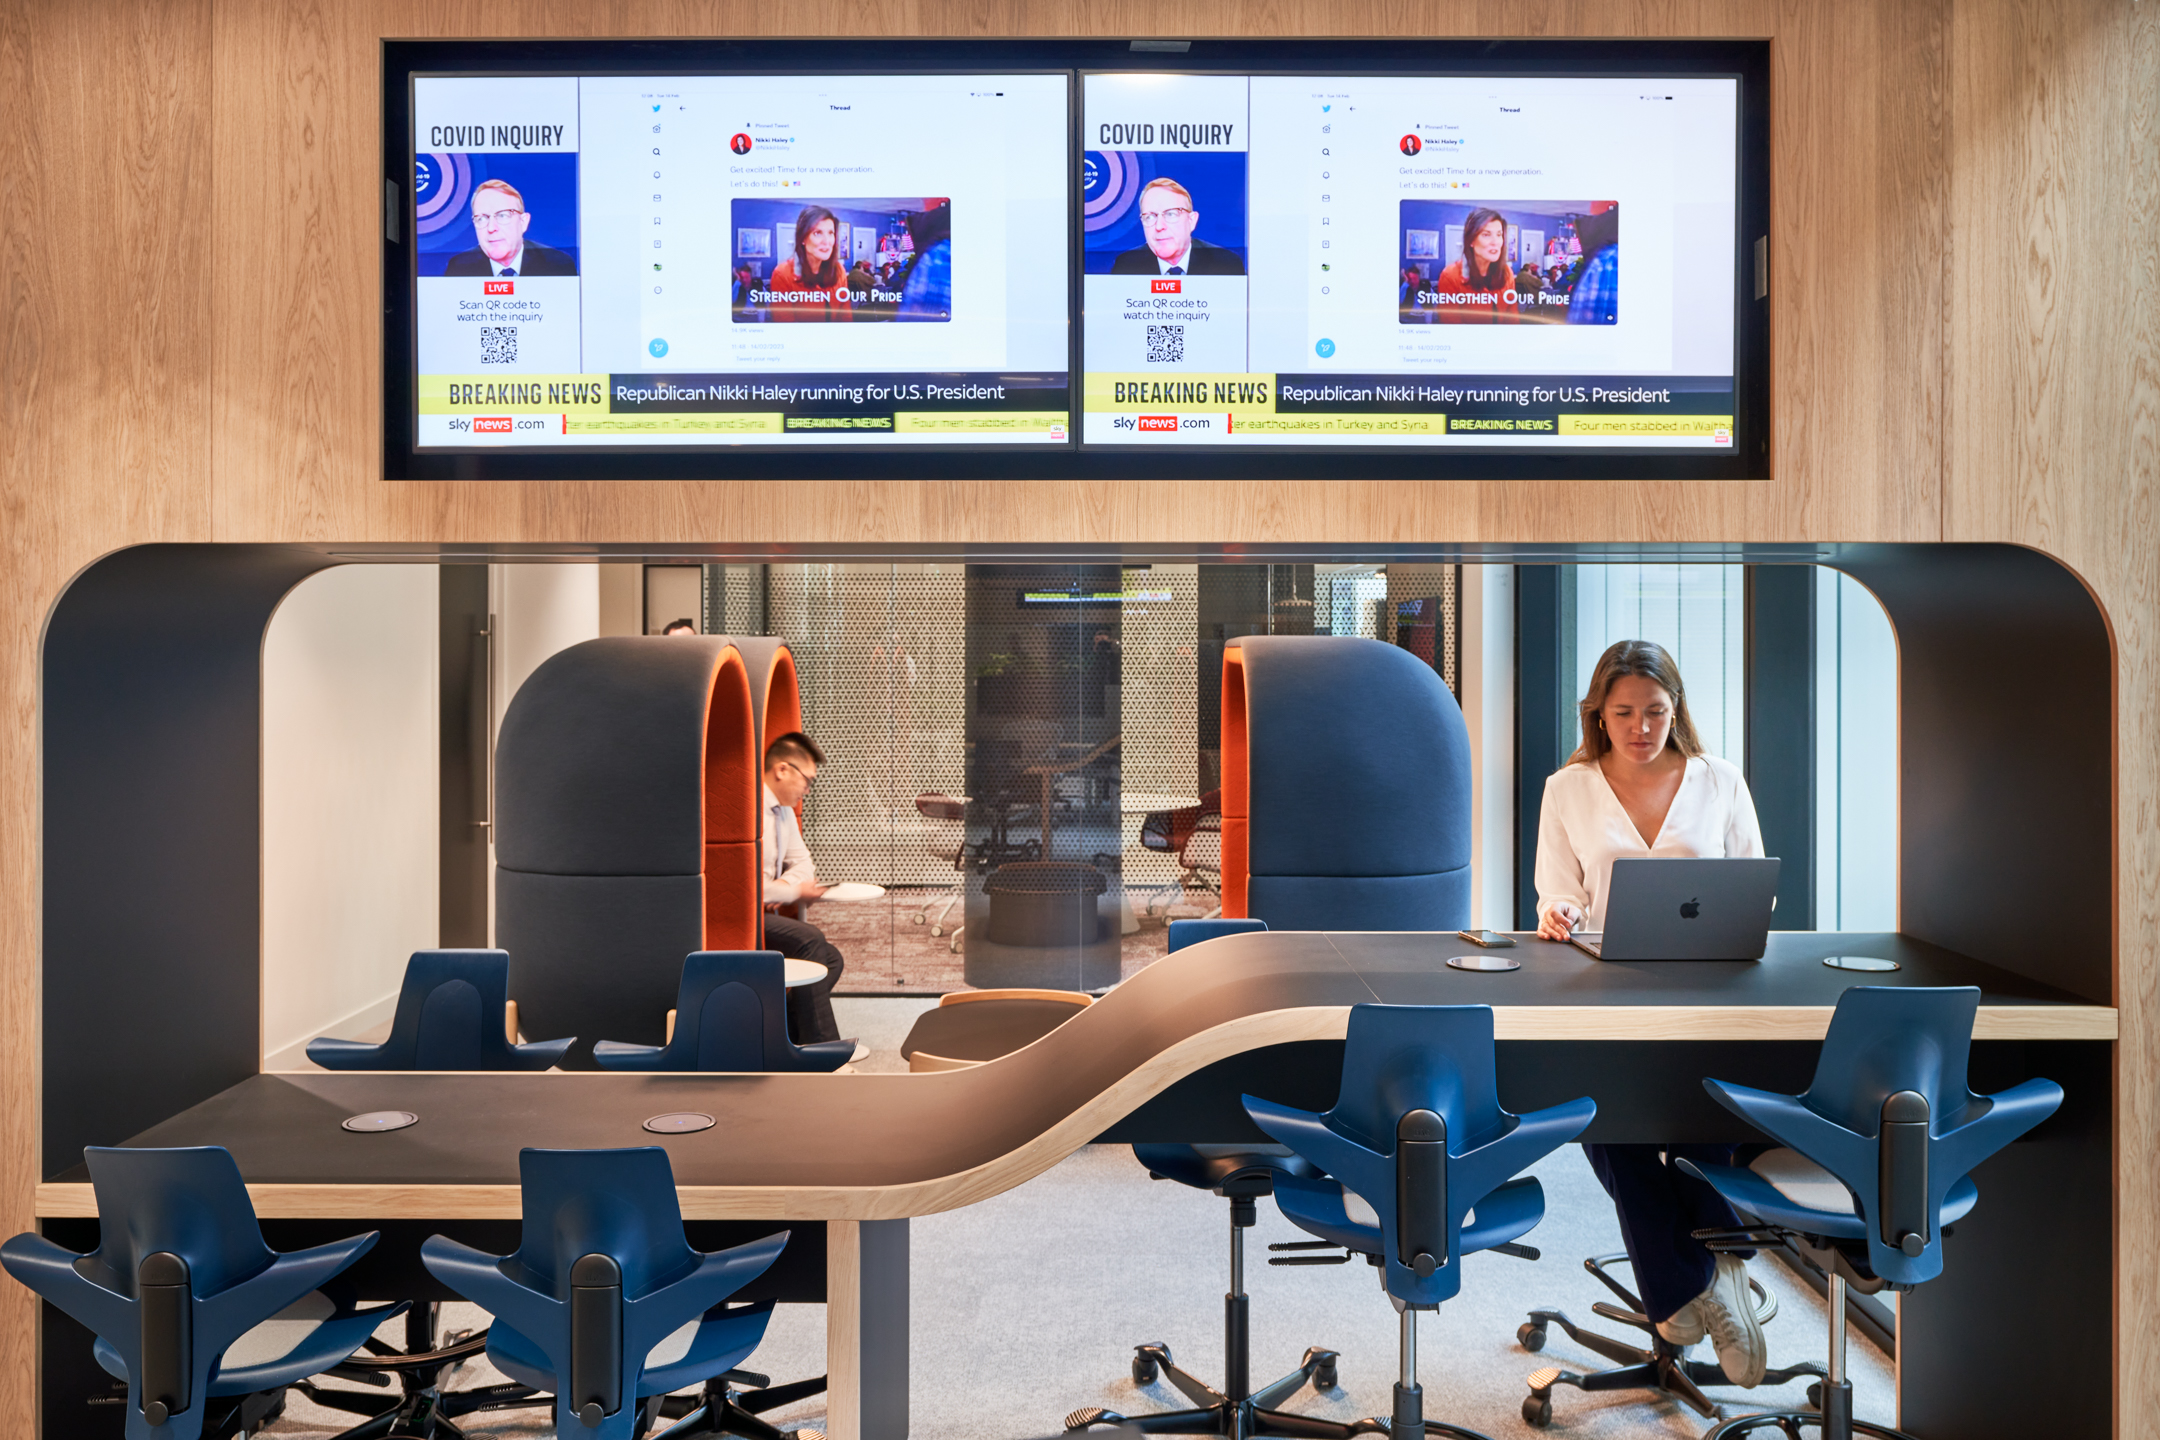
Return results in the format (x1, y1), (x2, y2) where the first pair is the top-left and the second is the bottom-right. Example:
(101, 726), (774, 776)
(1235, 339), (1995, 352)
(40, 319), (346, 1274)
(422, 1147), (814, 1440)
(1064, 919), (1347, 1437)
(1135, 792), (1223, 919)
(1672, 985), (2063, 1440)
(1248, 1004), (1597, 1440)
(1, 1146), (401, 1440)
(304, 949), (574, 1072)
(591, 951), (854, 1072)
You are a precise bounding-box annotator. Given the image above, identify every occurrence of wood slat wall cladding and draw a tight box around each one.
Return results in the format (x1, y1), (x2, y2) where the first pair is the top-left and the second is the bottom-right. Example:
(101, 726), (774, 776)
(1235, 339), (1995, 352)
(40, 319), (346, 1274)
(0, 0), (2153, 1425)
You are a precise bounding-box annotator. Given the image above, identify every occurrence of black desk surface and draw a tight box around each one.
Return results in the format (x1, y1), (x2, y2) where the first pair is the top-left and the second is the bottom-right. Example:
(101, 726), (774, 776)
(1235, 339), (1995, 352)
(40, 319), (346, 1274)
(41, 932), (2111, 1218)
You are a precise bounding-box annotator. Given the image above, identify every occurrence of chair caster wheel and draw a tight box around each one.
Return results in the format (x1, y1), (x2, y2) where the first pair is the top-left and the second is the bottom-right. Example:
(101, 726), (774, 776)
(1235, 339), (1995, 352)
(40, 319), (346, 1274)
(913, 915), (926, 926)
(1807, 1382), (1823, 1410)
(930, 925), (944, 937)
(1523, 1394), (1553, 1428)
(1518, 1322), (1548, 1353)
(1313, 1353), (1338, 1391)
(1132, 1354), (1157, 1385)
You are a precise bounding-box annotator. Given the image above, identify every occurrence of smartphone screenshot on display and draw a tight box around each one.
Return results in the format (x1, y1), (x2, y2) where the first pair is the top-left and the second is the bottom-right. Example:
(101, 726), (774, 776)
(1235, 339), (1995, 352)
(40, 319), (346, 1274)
(1080, 72), (1740, 448)
(410, 73), (1071, 448)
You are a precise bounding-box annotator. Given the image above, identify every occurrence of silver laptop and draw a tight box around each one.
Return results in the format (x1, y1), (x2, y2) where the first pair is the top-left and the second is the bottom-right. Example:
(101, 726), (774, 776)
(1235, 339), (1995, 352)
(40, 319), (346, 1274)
(1569, 857), (1782, 960)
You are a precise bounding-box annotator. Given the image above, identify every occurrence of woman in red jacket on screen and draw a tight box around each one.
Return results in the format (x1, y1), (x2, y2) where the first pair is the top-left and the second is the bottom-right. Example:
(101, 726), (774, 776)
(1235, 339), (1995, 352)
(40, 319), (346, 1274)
(1431, 207), (1518, 323)
(764, 205), (853, 322)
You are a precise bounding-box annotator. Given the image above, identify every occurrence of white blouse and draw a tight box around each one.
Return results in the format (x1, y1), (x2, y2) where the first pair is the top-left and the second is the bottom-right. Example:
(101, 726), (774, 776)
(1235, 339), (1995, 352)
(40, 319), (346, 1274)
(1534, 754), (1764, 930)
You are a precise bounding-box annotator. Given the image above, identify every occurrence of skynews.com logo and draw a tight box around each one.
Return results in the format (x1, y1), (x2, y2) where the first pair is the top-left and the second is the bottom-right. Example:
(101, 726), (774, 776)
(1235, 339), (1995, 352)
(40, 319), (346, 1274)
(472, 417), (514, 434)
(1151, 279), (1181, 294)
(1135, 416), (1179, 432)
(484, 280), (514, 295)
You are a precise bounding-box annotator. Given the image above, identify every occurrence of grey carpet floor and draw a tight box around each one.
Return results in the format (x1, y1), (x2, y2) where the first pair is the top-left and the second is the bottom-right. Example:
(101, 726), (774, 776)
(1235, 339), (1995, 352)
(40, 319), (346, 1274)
(267, 998), (1897, 1439)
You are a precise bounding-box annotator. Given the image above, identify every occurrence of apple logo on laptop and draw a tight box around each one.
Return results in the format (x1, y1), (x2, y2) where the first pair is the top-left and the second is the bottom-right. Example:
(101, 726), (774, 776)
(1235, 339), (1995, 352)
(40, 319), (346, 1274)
(1680, 898), (1701, 919)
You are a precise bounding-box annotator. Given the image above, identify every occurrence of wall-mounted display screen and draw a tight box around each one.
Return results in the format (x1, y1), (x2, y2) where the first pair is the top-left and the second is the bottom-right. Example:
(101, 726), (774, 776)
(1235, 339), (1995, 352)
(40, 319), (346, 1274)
(407, 72), (1071, 450)
(384, 41), (1767, 480)
(1081, 73), (1739, 450)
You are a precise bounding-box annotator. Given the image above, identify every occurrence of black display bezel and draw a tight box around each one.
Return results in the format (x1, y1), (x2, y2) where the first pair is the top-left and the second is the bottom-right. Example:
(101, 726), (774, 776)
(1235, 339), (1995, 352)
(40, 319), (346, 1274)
(382, 37), (1770, 481)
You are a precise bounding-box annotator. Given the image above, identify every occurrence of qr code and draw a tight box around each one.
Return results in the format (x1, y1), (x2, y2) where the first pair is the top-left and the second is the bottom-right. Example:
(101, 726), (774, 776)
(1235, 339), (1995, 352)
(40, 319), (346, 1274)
(479, 326), (517, 365)
(1145, 324), (1184, 363)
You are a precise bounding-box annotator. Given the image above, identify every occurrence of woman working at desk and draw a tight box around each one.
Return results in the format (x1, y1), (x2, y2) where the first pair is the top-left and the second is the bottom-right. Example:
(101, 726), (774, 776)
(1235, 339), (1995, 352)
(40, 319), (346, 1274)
(1533, 639), (1770, 1388)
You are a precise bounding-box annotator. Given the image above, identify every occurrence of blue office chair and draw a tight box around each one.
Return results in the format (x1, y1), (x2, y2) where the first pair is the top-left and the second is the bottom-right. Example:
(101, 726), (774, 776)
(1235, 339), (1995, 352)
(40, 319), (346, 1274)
(0, 1146), (401, 1440)
(1673, 985), (2063, 1440)
(1066, 918), (1352, 1435)
(421, 1147), (801, 1440)
(1245, 1005), (1598, 1440)
(590, 951), (853, 1072)
(306, 949), (575, 1070)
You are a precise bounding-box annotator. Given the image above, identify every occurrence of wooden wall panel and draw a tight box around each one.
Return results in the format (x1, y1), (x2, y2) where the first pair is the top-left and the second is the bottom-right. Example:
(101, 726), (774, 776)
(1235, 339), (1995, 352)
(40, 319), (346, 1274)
(1947, 0), (2160, 1425)
(4, 0), (2156, 1429)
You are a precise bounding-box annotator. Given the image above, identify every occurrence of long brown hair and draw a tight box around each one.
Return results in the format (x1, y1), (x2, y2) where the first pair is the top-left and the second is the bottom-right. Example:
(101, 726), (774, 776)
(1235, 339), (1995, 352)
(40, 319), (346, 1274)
(1458, 207), (1510, 290)
(790, 205), (842, 287)
(1565, 639), (1706, 766)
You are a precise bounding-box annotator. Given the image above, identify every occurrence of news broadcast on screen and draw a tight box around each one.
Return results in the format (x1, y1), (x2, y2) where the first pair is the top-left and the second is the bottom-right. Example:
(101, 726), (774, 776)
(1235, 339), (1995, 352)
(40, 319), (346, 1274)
(389, 41), (1763, 473)
(409, 72), (1070, 447)
(1080, 72), (1739, 447)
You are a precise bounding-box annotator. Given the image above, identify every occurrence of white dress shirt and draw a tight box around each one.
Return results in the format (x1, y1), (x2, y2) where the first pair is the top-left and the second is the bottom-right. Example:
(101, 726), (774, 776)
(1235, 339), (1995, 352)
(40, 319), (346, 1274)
(1534, 754), (1764, 930)
(760, 782), (816, 904)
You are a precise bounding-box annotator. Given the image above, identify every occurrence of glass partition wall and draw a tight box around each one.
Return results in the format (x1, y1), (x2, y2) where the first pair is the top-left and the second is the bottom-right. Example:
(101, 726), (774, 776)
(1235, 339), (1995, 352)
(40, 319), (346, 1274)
(689, 561), (1460, 991)
(256, 559), (1894, 1056)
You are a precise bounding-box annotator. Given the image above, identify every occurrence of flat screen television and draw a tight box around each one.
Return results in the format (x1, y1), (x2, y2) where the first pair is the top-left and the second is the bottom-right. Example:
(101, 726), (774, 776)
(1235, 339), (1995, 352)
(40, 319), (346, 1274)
(383, 39), (1768, 480)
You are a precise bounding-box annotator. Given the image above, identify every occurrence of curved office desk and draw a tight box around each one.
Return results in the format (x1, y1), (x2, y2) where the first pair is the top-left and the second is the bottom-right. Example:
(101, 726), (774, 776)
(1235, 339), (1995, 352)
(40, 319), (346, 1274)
(38, 932), (2114, 1440)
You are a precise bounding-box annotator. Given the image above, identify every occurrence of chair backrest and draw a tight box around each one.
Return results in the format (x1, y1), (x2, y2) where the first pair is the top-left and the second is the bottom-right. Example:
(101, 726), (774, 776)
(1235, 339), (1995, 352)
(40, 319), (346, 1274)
(1221, 636), (1472, 931)
(655, 952), (829, 1072)
(391, 950), (512, 1069)
(507, 1148), (700, 1302)
(1166, 918), (1267, 953)
(75, 1147), (276, 1299)
(1802, 985), (1980, 1133)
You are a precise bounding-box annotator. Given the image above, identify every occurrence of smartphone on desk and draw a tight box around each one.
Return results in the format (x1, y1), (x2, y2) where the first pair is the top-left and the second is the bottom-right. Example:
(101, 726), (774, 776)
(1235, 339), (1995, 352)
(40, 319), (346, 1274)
(1455, 929), (1517, 948)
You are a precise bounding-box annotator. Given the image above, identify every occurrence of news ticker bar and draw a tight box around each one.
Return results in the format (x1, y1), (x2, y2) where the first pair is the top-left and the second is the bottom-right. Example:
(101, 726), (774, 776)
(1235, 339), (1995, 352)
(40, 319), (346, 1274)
(418, 369), (1733, 438)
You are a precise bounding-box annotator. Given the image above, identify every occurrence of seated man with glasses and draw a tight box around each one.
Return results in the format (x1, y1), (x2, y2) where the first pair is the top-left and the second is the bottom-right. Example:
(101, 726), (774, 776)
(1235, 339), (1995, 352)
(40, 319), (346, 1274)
(760, 732), (849, 1046)
(442, 178), (579, 277)
(1110, 177), (1247, 276)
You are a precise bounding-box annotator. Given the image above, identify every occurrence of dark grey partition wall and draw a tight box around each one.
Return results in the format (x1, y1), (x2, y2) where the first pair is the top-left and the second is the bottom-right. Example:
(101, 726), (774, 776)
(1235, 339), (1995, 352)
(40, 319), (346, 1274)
(41, 544), (337, 1175)
(38, 540), (2116, 1176)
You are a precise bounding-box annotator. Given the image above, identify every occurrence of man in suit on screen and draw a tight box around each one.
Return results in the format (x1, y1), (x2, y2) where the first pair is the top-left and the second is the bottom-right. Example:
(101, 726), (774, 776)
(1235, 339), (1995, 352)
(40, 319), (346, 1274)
(1110, 177), (1246, 276)
(441, 178), (578, 277)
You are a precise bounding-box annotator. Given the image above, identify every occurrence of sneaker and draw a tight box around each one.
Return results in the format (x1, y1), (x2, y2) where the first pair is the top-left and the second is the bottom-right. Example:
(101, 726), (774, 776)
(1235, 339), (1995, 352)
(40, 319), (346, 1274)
(1655, 1299), (1705, 1347)
(1695, 1253), (1767, 1387)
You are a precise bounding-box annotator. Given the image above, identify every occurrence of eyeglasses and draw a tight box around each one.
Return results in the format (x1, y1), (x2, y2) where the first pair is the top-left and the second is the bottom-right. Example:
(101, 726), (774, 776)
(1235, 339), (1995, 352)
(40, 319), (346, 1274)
(1139, 207), (1192, 227)
(777, 759), (817, 788)
(472, 208), (525, 230)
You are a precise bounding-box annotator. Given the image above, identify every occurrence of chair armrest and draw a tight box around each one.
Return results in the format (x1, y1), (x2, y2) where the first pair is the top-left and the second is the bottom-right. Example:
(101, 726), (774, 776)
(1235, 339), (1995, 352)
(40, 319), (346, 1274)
(1702, 1079), (1873, 1193)
(1935, 1078), (2065, 1183)
(420, 1235), (551, 1326)
(592, 1041), (667, 1071)
(0, 1233), (133, 1342)
(510, 1037), (576, 1071)
(303, 1037), (385, 1070)
(504, 1000), (520, 1045)
(1242, 1095), (1383, 1194)
(1454, 1097), (1597, 1207)
(200, 1232), (379, 1347)
(795, 1040), (855, 1073)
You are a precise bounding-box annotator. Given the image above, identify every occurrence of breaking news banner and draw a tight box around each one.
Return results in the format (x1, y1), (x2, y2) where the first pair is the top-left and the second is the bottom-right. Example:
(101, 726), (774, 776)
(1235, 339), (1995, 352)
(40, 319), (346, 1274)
(1397, 199), (1617, 326)
(729, 198), (953, 323)
(417, 372), (1070, 438)
(1080, 372), (1733, 443)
